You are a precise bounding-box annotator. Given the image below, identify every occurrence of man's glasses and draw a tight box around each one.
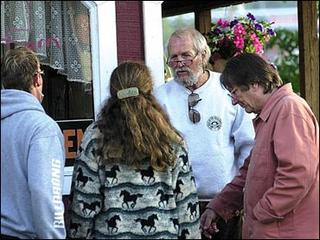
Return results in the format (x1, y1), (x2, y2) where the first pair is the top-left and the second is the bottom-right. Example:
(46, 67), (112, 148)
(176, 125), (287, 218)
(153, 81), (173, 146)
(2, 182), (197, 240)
(34, 70), (44, 76)
(167, 52), (198, 68)
(188, 92), (202, 123)
(227, 87), (239, 99)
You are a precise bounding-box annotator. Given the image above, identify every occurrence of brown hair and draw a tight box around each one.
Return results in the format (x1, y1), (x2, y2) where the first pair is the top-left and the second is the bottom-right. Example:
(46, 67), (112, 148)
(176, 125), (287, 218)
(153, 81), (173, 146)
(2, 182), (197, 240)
(1, 47), (39, 92)
(221, 53), (283, 93)
(97, 61), (183, 171)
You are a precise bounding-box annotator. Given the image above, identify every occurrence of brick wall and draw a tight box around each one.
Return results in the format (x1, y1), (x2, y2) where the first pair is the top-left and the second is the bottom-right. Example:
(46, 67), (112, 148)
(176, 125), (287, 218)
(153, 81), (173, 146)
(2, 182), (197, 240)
(116, 1), (145, 63)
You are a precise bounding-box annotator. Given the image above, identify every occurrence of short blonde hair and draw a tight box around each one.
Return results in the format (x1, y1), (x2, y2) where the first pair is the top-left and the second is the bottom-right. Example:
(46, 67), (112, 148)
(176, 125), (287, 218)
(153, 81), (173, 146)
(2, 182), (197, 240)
(1, 47), (39, 92)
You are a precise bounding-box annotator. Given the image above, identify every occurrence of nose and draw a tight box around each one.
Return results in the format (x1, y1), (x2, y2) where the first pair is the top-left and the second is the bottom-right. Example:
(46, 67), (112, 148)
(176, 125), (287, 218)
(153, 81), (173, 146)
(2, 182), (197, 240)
(176, 60), (185, 67)
(231, 96), (239, 105)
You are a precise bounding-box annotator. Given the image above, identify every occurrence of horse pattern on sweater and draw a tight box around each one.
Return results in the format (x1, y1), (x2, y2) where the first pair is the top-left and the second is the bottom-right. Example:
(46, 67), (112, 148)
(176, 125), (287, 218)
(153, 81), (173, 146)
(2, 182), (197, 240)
(68, 123), (201, 239)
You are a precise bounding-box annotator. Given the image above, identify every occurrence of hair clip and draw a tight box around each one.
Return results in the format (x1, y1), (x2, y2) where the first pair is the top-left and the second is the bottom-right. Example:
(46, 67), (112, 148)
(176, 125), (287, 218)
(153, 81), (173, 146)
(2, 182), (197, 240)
(117, 87), (139, 99)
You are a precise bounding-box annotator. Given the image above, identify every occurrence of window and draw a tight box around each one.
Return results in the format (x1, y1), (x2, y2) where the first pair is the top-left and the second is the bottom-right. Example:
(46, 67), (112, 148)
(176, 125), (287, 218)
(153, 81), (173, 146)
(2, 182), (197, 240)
(1, 1), (94, 120)
(2, 0), (118, 195)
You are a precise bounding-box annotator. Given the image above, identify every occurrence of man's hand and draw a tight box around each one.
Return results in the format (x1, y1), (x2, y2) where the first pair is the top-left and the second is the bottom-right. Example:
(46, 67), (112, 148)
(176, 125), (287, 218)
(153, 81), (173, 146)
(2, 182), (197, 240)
(200, 208), (220, 239)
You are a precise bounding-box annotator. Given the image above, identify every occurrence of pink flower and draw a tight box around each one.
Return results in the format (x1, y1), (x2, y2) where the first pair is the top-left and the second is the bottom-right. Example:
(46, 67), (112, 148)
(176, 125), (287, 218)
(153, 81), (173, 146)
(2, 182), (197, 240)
(234, 36), (244, 49)
(250, 33), (258, 43)
(205, 13), (276, 60)
(233, 23), (245, 37)
(250, 33), (263, 54)
(254, 42), (264, 54)
(217, 19), (229, 28)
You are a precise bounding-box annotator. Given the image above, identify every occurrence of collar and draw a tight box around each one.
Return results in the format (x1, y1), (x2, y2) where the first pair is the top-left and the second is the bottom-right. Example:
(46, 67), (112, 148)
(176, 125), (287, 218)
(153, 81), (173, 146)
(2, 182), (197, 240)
(256, 83), (293, 122)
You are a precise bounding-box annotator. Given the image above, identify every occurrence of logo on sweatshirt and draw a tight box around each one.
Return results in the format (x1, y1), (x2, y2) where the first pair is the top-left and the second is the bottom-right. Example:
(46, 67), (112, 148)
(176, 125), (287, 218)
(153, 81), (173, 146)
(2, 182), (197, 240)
(207, 116), (222, 131)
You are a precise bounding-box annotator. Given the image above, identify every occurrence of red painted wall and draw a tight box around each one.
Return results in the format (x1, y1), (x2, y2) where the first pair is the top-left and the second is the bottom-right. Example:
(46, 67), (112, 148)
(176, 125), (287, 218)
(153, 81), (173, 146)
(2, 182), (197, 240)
(116, 1), (145, 63)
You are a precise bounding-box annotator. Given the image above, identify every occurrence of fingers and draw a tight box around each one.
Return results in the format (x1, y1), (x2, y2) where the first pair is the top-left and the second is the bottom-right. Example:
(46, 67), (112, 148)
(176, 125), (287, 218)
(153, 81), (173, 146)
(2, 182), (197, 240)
(201, 224), (219, 239)
(210, 222), (219, 233)
(203, 230), (213, 239)
(200, 209), (220, 239)
(200, 208), (216, 230)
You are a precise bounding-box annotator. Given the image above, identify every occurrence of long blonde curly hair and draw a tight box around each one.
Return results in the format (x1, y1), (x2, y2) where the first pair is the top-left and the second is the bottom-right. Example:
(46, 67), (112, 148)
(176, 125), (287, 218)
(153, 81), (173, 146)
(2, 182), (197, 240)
(97, 61), (183, 171)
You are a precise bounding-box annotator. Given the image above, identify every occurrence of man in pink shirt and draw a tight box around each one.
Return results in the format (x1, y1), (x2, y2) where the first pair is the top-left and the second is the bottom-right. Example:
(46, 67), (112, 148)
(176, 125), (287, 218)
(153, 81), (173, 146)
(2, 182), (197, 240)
(200, 53), (319, 239)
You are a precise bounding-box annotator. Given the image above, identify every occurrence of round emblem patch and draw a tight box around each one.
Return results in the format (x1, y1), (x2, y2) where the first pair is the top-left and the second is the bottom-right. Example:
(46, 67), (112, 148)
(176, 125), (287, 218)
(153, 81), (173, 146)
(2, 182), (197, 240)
(207, 116), (222, 131)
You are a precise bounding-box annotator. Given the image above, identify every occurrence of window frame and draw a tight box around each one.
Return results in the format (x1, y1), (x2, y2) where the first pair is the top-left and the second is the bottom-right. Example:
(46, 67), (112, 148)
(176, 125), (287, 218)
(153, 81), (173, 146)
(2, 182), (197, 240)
(82, 1), (118, 119)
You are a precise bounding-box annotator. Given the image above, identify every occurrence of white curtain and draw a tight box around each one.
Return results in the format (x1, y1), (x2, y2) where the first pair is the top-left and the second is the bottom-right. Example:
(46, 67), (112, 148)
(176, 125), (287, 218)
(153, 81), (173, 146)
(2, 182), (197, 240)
(1, 1), (92, 83)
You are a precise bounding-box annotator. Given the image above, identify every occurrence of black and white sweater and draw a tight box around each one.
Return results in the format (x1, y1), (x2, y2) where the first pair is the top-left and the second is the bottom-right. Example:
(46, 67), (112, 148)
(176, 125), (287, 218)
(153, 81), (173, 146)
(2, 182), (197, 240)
(68, 123), (201, 239)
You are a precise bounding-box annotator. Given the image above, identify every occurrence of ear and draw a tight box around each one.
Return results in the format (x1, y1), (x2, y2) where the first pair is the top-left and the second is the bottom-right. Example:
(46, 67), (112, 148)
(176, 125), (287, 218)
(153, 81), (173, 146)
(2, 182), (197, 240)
(33, 75), (41, 87)
(251, 83), (260, 91)
(201, 50), (207, 59)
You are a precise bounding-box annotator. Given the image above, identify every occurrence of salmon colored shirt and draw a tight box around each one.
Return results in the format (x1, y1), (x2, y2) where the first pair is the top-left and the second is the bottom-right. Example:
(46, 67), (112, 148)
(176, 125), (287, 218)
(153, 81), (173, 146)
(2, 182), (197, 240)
(207, 84), (319, 239)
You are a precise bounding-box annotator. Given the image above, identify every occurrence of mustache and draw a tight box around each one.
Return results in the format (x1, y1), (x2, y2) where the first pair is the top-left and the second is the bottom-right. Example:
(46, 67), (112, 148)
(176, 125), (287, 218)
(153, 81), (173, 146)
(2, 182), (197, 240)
(174, 67), (191, 74)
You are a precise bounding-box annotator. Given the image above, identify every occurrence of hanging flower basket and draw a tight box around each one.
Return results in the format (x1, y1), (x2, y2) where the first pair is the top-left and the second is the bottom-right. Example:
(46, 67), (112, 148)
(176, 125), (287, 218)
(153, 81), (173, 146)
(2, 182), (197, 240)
(204, 13), (276, 64)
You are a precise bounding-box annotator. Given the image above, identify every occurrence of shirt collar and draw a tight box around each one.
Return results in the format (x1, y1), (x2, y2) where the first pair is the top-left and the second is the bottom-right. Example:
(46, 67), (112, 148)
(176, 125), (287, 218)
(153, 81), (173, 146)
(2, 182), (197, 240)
(256, 83), (293, 122)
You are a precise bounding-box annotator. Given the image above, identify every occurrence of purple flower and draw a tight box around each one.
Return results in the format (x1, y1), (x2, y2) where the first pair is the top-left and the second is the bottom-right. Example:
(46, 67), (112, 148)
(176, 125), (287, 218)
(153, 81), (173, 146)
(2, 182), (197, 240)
(255, 23), (263, 31)
(267, 28), (275, 36)
(230, 20), (238, 28)
(213, 28), (222, 35)
(205, 12), (276, 59)
(247, 13), (255, 21)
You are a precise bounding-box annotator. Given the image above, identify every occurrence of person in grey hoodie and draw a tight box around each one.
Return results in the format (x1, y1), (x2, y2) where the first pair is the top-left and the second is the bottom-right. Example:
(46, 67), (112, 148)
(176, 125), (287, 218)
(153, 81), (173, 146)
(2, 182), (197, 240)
(1, 47), (66, 239)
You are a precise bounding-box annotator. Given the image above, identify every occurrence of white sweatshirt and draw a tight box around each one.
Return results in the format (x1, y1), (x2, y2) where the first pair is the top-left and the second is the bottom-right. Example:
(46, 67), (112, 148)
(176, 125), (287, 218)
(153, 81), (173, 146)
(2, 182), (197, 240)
(154, 71), (255, 200)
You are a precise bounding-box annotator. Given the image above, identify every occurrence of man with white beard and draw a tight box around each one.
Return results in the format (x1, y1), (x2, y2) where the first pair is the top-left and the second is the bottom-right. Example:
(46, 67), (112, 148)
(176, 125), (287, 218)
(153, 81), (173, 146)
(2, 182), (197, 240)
(154, 28), (255, 239)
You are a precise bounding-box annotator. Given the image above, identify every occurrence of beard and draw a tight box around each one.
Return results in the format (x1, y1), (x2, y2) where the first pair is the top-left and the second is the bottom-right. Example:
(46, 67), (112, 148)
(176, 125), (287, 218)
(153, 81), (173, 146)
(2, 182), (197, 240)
(174, 65), (203, 87)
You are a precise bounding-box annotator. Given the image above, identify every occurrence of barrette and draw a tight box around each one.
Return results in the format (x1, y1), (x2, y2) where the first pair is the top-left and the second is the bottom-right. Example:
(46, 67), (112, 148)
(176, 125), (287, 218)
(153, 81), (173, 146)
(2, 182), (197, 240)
(117, 87), (139, 99)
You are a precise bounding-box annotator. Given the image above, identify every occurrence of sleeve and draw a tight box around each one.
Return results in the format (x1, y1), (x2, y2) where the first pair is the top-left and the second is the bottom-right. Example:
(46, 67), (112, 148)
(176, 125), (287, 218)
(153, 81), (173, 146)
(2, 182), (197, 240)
(174, 146), (201, 239)
(231, 106), (255, 168)
(207, 155), (250, 221)
(67, 126), (103, 238)
(27, 122), (66, 239)
(253, 111), (319, 223)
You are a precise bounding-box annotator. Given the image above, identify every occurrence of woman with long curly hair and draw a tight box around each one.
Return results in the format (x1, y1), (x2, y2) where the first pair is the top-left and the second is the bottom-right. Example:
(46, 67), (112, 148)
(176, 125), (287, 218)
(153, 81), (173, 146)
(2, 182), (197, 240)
(68, 62), (201, 239)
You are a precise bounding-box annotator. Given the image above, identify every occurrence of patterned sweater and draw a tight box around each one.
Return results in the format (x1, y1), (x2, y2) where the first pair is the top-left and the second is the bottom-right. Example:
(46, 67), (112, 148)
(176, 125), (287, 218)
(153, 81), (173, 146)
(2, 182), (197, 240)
(68, 123), (201, 239)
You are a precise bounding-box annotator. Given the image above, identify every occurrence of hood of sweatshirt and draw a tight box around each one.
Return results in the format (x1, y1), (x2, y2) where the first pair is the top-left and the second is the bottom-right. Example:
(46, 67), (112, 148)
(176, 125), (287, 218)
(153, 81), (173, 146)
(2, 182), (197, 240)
(1, 89), (44, 120)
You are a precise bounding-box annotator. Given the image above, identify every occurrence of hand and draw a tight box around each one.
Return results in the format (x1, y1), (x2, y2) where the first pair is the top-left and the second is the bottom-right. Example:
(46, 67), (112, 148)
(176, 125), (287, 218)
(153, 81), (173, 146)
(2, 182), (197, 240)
(200, 208), (220, 239)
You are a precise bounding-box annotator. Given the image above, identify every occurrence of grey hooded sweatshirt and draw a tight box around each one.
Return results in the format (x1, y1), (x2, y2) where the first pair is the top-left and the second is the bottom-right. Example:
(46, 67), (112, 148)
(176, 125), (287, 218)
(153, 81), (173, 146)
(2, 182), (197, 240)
(1, 89), (66, 239)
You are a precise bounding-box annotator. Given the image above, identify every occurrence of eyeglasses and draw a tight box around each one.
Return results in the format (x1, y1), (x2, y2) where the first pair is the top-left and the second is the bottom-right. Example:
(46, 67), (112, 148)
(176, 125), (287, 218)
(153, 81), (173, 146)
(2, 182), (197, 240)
(188, 92), (202, 123)
(167, 52), (199, 68)
(227, 87), (239, 99)
(34, 70), (44, 76)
